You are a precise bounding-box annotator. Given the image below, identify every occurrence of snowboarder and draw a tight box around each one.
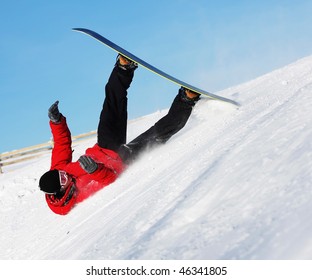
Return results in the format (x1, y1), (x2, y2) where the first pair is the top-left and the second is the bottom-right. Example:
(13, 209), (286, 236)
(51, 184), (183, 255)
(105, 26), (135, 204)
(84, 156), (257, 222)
(39, 55), (200, 215)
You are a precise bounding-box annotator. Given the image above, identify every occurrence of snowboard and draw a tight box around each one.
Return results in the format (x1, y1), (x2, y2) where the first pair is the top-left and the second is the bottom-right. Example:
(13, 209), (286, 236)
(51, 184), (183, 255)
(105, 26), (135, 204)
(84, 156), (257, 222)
(72, 28), (239, 106)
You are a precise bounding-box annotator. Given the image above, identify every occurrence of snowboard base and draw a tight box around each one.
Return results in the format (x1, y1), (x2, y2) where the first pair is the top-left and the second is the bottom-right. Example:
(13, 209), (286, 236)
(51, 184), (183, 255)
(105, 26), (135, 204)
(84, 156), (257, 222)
(73, 28), (239, 106)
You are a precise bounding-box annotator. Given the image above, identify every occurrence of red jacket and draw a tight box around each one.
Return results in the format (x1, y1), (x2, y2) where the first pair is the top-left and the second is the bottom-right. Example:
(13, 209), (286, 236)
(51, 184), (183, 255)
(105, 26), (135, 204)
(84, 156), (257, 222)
(45, 117), (125, 215)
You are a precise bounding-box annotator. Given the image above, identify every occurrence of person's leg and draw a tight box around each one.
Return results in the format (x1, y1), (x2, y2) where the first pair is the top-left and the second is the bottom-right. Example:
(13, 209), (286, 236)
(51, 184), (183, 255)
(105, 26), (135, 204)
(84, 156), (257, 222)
(97, 56), (136, 152)
(119, 87), (200, 163)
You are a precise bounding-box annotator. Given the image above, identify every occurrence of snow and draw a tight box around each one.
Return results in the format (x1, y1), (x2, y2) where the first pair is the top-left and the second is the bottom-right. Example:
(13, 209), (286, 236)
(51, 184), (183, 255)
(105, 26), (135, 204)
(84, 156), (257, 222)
(1, 55), (312, 260)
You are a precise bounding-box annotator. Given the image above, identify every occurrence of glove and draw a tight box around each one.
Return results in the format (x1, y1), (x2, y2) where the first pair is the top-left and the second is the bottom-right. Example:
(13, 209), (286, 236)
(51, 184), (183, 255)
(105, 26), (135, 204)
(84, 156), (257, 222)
(78, 155), (98, 174)
(48, 100), (61, 123)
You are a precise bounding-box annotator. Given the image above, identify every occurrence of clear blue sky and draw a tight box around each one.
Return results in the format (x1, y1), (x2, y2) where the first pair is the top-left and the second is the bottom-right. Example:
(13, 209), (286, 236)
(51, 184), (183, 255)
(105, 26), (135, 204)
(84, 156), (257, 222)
(1, 0), (312, 153)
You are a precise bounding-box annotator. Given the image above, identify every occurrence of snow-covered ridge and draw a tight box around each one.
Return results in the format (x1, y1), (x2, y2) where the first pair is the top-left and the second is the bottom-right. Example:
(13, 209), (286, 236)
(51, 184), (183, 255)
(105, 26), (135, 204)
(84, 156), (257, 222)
(1, 55), (312, 259)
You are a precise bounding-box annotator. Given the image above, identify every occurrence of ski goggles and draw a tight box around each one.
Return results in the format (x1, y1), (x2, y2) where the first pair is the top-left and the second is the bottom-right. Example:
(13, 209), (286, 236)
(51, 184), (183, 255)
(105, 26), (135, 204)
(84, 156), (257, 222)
(59, 170), (72, 191)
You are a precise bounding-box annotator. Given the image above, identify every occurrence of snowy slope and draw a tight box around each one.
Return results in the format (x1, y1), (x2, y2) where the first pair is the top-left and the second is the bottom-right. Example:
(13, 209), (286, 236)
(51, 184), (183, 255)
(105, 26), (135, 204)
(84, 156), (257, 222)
(1, 55), (312, 260)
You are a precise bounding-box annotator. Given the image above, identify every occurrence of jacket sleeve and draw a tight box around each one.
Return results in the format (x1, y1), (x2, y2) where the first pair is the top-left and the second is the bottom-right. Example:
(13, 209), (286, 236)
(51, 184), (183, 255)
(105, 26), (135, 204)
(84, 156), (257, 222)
(49, 117), (117, 182)
(50, 116), (73, 170)
(64, 161), (117, 181)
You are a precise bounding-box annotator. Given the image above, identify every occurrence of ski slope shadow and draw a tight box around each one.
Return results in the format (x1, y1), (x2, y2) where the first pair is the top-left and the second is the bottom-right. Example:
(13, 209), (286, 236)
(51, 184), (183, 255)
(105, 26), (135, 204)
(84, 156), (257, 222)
(122, 152), (231, 259)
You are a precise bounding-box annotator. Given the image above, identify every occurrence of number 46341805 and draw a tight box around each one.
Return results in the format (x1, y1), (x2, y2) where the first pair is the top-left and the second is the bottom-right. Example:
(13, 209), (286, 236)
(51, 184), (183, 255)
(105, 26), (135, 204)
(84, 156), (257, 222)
(179, 266), (227, 276)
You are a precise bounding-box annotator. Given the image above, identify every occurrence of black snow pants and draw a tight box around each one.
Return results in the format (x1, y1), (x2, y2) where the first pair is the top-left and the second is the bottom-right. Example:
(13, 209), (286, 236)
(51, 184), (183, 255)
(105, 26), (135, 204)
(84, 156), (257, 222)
(97, 65), (196, 164)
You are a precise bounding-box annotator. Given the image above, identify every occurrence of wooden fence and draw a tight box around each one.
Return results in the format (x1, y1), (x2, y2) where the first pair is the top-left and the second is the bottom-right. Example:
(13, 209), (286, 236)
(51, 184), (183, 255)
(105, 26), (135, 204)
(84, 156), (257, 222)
(0, 131), (96, 173)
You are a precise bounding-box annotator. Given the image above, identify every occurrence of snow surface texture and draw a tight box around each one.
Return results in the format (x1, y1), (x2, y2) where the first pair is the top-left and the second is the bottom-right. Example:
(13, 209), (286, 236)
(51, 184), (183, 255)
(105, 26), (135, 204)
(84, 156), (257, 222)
(1, 56), (312, 260)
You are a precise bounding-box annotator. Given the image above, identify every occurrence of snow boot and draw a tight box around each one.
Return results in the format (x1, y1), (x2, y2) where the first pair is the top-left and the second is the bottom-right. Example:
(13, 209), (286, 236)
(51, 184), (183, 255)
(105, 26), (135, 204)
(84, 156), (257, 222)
(179, 87), (200, 105)
(116, 54), (138, 71)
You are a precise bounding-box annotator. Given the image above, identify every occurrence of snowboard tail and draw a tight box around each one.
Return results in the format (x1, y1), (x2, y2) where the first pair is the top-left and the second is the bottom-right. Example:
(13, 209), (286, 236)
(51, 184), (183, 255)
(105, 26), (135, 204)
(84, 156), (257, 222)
(72, 28), (239, 106)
